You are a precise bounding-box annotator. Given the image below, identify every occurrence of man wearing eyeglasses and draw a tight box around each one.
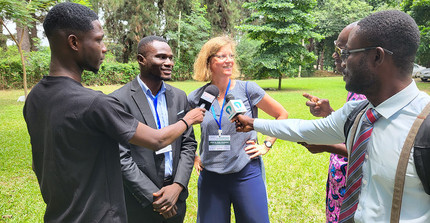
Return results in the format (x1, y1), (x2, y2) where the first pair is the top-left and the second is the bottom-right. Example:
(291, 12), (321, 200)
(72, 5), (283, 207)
(110, 36), (197, 223)
(233, 10), (430, 223)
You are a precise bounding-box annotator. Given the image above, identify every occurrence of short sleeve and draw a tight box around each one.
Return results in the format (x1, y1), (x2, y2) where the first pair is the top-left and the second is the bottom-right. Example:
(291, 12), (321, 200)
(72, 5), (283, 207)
(245, 81), (265, 107)
(87, 94), (139, 144)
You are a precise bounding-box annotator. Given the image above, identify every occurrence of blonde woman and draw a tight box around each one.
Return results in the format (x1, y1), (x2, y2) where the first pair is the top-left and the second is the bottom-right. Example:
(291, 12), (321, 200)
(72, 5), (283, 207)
(188, 36), (288, 223)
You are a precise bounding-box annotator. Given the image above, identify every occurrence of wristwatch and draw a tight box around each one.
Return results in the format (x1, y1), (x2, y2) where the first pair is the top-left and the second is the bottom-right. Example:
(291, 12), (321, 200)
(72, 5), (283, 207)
(263, 140), (272, 149)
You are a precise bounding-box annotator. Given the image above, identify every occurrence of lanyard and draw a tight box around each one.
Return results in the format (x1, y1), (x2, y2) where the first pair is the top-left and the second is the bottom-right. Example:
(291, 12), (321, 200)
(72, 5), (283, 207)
(152, 91), (162, 129)
(210, 79), (231, 136)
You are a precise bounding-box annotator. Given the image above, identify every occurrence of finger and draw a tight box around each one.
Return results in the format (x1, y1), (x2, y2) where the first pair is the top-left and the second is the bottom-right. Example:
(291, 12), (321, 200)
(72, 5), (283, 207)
(244, 145), (256, 151)
(246, 140), (256, 145)
(305, 101), (317, 107)
(245, 148), (258, 154)
(302, 93), (313, 100)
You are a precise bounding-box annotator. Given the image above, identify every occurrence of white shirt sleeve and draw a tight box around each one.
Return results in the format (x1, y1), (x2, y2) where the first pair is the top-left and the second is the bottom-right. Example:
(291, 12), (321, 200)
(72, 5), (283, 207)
(253, 100), (364, 145)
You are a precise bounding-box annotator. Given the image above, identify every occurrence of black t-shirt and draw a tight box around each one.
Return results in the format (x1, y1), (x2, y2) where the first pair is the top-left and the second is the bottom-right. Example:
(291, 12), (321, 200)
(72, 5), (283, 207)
(23, 76), (138, 222)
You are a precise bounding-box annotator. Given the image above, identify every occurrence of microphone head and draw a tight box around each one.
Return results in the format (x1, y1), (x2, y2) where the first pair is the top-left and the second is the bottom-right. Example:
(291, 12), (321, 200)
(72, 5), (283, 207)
(205, 85), (219, 97)
(198, 85), (219, 110)
(225, 94), (235, 103)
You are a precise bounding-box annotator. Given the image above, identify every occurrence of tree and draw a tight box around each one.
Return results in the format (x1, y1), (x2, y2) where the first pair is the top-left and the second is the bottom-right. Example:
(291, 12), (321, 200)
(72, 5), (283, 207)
(403, 0), (430, 67)
(99, 0), (192, 63)
(0, 0), (53, 97)
(166, 0), (211, 80)
(313, 0), (373, 71)
(237, 0), (322, 90)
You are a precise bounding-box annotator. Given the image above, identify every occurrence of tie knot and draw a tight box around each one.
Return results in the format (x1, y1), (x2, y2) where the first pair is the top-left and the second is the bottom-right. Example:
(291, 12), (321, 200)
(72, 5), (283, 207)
(365, 108), (380, 125)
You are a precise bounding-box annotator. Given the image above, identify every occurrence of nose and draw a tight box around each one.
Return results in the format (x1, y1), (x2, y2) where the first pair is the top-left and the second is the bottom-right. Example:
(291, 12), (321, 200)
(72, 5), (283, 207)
(341, 59), (346, 68)
(101, 42), (107, 54)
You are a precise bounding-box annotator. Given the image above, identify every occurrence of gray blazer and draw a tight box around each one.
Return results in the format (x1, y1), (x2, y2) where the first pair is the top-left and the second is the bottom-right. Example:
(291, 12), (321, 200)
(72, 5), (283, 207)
(110, 77), (197, 210)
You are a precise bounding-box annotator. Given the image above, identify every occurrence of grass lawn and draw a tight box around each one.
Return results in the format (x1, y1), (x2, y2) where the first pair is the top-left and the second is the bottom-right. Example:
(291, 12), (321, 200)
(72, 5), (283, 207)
(1, 77), (429, 223)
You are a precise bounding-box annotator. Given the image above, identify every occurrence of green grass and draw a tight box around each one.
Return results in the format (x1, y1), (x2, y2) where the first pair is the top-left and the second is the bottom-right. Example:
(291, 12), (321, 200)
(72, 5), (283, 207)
(1, 77), (429, 222)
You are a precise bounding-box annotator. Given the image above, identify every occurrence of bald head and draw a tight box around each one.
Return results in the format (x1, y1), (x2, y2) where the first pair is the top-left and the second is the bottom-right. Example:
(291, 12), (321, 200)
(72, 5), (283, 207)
(333, 22), (358, 73)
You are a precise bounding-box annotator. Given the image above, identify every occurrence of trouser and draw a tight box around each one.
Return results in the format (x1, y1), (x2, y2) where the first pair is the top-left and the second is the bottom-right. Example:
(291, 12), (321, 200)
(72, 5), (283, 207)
(197, 158), (270, 223)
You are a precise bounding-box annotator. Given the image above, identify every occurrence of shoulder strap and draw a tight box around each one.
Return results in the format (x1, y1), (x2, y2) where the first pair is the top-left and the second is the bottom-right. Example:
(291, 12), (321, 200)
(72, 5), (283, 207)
(245, 81), (255, 118)
(390, 101), (430, 223)
(346, 108), (366, 166)
(344, 100), (370, 139)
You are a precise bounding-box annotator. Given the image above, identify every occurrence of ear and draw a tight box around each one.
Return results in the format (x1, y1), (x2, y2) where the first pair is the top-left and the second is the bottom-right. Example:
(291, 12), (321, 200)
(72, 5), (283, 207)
(374, 47), (386, 67)
(67, 34), (79, 51)
(137, 54), (146, 66)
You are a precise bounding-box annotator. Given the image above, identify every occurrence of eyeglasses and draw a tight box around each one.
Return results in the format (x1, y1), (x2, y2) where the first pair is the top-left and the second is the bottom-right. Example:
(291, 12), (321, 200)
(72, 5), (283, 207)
(212, 54), (235, 61)
(340, 47), (393, 61)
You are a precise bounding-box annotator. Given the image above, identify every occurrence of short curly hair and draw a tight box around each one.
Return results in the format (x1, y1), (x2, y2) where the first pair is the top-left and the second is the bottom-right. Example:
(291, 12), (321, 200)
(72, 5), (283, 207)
(193, 36), (240, 82)
(43, 2), (98, 39)
(137, 36), (168, 56)
(356, 10), (420, 74)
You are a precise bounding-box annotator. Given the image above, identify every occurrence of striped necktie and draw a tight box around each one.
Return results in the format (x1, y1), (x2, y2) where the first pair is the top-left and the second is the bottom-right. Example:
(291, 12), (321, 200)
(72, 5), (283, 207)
(339, 108), (380, 222)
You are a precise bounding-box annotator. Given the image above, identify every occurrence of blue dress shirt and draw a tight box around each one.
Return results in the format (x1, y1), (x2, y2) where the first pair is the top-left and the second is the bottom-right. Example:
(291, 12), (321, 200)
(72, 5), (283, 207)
(137, 77), (172, 178)
(254, 81), (430, 222)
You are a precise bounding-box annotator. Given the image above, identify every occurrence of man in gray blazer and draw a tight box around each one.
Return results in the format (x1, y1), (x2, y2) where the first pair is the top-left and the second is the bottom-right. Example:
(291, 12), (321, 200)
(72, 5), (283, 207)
(110, 36), (196, 223)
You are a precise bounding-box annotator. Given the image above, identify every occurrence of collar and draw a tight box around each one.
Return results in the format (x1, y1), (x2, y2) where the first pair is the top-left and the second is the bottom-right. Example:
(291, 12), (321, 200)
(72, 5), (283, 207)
(137, 76), (166, 98)
(371, 80), (420, 119)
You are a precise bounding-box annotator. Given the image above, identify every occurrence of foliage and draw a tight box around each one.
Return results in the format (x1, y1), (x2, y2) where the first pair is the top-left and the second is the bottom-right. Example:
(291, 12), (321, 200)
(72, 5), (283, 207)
(166, 0), (211, 80)
(403, 0), (430, 67)
(99, 0), (193, 63)
(237, 0), (323, 89)
(312, 0), (373, 70)
(0, 0), (54, 97)
(0, 46), (139, 89)
(235, 35), (263, 79)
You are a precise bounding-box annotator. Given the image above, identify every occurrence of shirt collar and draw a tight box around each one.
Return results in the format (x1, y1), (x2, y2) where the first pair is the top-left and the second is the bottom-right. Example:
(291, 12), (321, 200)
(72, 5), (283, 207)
(371, 80), (420, 119)
(137, 75), (166, 98)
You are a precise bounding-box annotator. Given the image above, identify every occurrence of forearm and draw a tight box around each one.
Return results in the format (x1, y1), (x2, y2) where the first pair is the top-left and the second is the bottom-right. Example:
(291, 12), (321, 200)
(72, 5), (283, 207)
(254, 118), (344, 145)
(130, 121), (189, 151)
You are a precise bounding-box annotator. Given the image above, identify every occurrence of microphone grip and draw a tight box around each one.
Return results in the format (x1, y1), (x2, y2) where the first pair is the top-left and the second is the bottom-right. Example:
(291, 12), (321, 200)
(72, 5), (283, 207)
(200, 103), (206, 109)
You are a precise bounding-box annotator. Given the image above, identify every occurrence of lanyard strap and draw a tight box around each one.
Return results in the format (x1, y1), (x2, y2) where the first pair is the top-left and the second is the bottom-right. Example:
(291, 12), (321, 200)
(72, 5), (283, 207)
(152, 91), (162, 129)
(210, 79), (231, 132)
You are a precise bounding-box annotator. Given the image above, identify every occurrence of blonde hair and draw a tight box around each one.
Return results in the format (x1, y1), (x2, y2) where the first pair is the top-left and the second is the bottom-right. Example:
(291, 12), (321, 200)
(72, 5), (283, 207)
(193, 36), (240, 82)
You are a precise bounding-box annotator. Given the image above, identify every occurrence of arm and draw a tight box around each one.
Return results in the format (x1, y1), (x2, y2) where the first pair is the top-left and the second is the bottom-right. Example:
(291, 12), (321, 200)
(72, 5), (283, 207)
(297, 142), (348, 157)
(119, 143), (160, 205)
(152, 122), (197, 217)
(244, 94), (289, 158)
(152, 93), (197, 218)
(129, 107), (204, 150)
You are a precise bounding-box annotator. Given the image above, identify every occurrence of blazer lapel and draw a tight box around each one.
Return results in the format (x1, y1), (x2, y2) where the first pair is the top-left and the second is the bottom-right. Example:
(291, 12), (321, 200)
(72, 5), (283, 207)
(165, 85), (179, 167)
(130, 78), (158, 129)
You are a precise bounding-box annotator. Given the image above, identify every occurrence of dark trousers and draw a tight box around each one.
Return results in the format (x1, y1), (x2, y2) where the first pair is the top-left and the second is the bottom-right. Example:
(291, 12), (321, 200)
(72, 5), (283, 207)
(197, 158), (270, 223)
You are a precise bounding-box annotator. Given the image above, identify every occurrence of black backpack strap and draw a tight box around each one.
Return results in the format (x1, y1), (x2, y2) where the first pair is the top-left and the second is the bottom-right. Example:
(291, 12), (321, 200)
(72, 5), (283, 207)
(413, 103), (430, 195)
(344, 100), (370, 139)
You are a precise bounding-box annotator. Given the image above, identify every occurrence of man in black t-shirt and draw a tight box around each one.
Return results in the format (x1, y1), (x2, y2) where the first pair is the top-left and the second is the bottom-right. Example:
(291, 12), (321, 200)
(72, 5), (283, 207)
(23, 3), (204, 222)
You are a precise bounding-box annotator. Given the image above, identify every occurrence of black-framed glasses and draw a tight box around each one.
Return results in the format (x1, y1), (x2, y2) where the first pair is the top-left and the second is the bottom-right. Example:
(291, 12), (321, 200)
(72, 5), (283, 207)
(212, 54), (235, 61)
(340, 47), (393, 61)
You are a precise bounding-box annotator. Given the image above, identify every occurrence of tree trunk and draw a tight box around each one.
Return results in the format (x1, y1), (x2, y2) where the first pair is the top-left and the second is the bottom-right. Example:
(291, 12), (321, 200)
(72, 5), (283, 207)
(17, 25), (30, 53)
(0, 18), (6, 50)
(319, 48), (324, 70)
(29, 17), (38, 51)
(278, 74), (282, 90)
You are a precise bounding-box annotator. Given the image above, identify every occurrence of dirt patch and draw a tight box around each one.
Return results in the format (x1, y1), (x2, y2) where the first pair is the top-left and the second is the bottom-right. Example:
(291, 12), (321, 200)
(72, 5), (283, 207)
(313, 70), (340, 77)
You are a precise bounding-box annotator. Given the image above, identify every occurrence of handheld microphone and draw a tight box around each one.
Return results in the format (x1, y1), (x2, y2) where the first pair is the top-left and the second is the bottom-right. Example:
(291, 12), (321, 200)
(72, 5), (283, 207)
(198, 85), (219, 110)
(224, 93), (247, 120)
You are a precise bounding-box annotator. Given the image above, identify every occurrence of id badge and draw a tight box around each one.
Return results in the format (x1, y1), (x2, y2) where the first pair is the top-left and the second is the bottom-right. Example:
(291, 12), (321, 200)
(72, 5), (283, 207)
(155, 145), (172, 155)
(208, 135), (231, 151)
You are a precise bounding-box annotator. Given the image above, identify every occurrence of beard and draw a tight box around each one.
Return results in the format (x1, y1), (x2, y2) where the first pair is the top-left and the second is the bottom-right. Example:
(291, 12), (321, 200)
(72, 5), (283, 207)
(344, 56), (376, 94)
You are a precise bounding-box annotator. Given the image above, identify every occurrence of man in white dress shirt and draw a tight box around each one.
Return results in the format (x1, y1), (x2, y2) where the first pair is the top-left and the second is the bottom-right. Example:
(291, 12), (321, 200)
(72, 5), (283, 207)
(234, 10), (430, 223)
